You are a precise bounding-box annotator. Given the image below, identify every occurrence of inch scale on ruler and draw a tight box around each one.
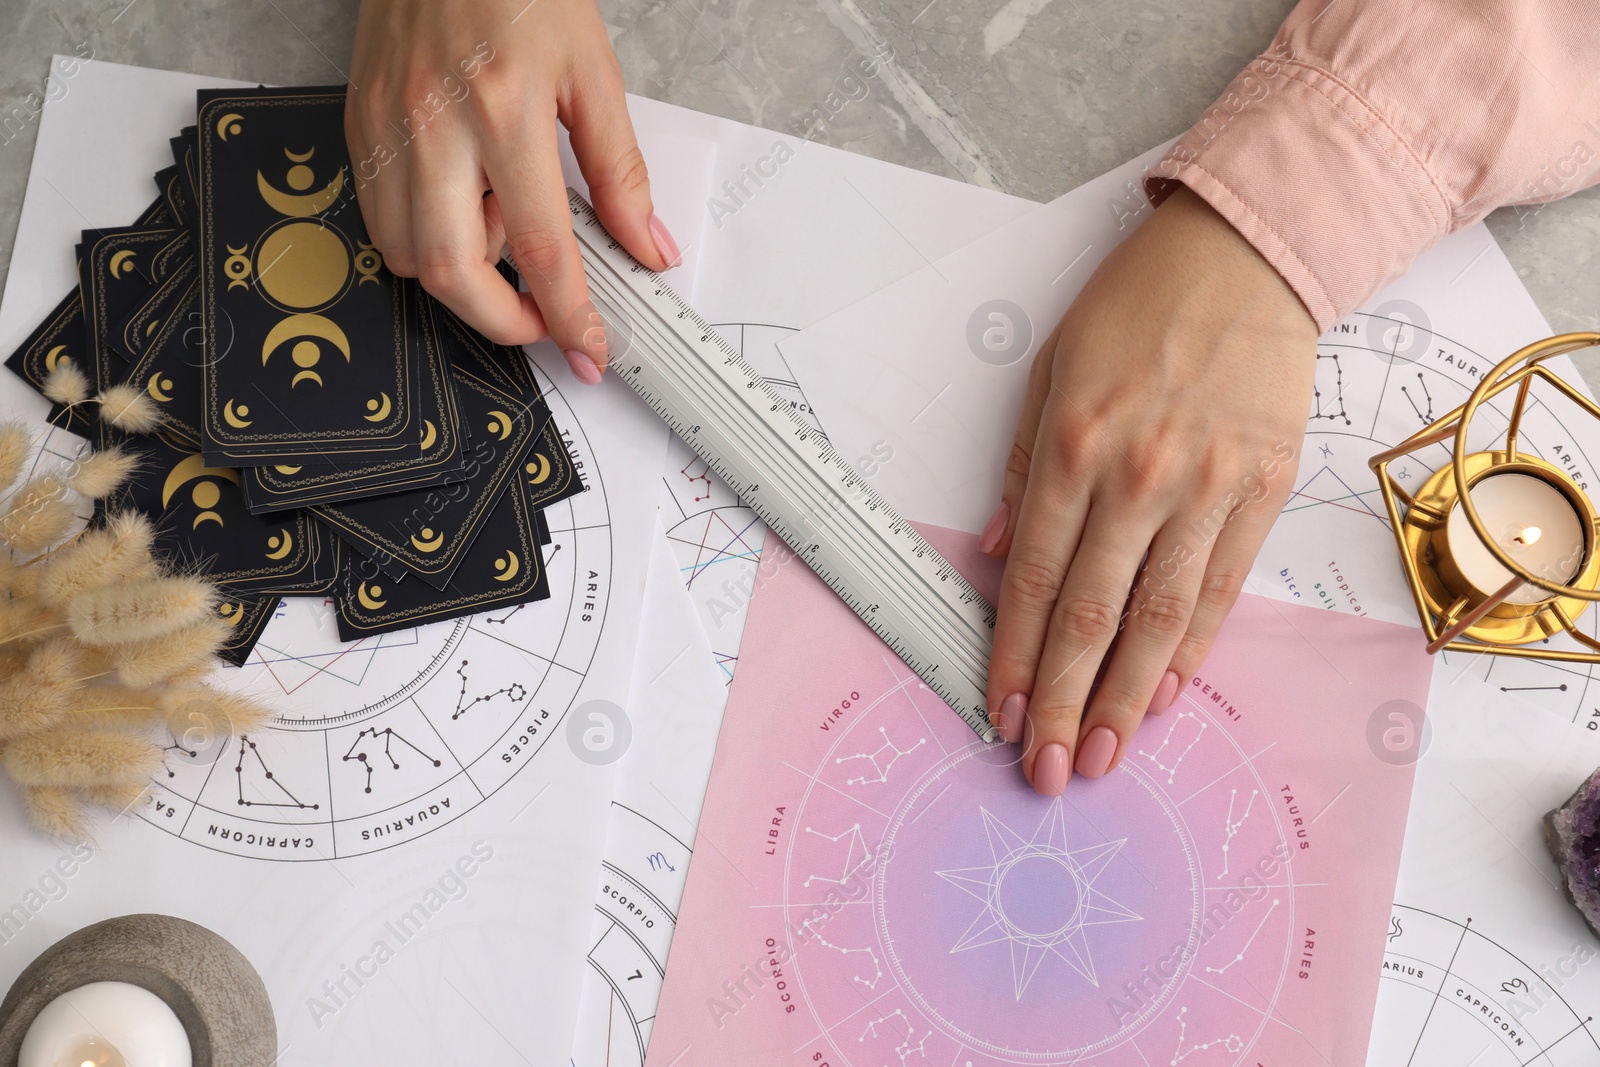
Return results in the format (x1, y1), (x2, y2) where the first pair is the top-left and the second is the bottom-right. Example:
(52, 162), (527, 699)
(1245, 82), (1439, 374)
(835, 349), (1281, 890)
(567, 189), (997, 740)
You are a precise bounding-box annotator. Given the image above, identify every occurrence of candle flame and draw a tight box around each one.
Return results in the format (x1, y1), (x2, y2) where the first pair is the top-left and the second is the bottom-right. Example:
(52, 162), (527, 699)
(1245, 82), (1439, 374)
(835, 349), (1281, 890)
(1515, 525), (1543, 547)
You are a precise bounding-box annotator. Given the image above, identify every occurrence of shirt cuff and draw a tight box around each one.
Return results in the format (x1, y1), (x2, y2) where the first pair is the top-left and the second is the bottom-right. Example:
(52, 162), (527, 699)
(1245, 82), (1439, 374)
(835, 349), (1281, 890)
(1145, 56), (1453, 333)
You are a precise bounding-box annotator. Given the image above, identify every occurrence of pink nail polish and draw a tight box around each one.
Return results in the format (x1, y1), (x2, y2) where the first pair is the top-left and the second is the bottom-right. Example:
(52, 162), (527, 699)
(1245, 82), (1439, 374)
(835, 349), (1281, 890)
(1148, 670), (1180, 714)
(649, 213), (682, 269)
(1033, 743), (1070, 796)
(564, 349), (603, 385)
(978, 500), (1008, 555)
(1075, 726), (1118, 779)
(997, 693), (1026, 744)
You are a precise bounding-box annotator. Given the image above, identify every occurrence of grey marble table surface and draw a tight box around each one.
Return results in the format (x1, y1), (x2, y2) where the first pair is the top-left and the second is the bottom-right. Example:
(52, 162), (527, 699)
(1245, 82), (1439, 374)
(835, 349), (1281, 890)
(3, 0), (1598, 379)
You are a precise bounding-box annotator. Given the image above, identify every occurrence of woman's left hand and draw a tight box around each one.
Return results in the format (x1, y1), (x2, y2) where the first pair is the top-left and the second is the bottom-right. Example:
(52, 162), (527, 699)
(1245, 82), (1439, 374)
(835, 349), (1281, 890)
(981, 185), (1317, 795)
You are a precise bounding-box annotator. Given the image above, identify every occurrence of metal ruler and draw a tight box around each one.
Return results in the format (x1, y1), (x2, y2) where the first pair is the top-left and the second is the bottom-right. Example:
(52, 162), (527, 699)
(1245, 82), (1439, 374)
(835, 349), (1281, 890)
(567, 189), (997, 740)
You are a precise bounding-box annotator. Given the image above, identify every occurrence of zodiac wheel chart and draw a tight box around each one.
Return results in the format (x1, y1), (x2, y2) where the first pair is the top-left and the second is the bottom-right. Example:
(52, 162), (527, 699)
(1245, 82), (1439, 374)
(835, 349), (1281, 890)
(780, 674), (1300, 1066)
(1370, 905), (1597, 1065)
(1260, 306), (1600, 727)
(137, 368), (619, 861)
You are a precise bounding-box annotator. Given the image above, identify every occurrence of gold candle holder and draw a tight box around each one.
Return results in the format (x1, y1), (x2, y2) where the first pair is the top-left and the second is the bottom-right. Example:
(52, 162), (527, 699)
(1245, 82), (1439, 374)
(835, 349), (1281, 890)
(1370, 332), (1600, 660)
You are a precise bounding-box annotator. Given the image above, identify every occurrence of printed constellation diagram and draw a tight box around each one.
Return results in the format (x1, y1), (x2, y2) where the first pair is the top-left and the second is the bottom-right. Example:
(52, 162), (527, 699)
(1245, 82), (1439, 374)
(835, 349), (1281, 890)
(780, 676), (1297, 1066)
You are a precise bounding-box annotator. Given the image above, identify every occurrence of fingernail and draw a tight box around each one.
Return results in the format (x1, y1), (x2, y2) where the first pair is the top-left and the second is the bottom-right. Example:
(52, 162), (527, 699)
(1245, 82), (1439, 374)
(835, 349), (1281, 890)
(1075, 726), (1118, 779)
(649, 213), (682, 269)
(997, 693), (1026, 744)
(1033, 743), (1070, 796)
(978, 500), (1008, 555)
(564, 349), (603, 385)
(1148, 670), (1180, 714)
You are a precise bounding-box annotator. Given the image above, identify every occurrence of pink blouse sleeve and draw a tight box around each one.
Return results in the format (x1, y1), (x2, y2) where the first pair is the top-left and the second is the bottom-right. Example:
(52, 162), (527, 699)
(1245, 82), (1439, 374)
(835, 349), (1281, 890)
(1145, 0), (1600, 332)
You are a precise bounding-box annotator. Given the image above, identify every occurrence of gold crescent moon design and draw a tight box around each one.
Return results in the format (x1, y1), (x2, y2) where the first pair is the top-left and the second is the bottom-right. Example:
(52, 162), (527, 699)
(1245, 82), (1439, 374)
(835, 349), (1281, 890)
(108, 250), (137, 278)
(264, 530), (294, 560)
(218, 602), (244, 628)
(44, 345), (69, 372)
(357, 582), (387, 610)
(486, 411), (513, 441)
(145, 319), (161, 337)
(292, 370), (323, 388)
(274, 465), (302, 475)
(525, 454), (552, 485)
(420, 420), (437, 450)
(161, 453), (239, 508)
(256, 167), (345, 217)
(223, 400), (253, 428)
(215, 112), (244, 140)
(410, 527), (445, 553)
(363, 393), (393, 422)
(147, 374), (174, 403)
(261, 314), (351, 365)
(284, 147), (315, 163)
(192, 510), (224, 530)
(493, 550), (521, 582)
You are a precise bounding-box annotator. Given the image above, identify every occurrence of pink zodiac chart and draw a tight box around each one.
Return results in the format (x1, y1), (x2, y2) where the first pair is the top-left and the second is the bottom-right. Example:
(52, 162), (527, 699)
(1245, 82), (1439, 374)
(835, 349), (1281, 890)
(649, 529), (1434, 1066)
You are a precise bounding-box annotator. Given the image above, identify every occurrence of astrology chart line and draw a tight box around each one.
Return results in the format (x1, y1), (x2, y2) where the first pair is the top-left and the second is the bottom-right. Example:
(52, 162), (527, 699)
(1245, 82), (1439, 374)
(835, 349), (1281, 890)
(1403, 918), (1472, 1067)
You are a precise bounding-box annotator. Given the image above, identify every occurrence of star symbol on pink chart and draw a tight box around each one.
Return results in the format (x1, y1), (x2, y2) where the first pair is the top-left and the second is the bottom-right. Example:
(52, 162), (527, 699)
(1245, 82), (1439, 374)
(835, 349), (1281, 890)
(935, 800), (1142, 999)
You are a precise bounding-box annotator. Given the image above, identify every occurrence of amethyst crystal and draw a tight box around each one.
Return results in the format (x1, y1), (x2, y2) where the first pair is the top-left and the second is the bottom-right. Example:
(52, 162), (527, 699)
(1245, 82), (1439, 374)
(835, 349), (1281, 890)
(1545, 767), (1600, 939)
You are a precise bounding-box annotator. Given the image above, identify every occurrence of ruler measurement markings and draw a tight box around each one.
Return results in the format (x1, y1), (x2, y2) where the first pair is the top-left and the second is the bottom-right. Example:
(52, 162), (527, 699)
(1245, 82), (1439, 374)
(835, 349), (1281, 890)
(584, 270), (992, 675)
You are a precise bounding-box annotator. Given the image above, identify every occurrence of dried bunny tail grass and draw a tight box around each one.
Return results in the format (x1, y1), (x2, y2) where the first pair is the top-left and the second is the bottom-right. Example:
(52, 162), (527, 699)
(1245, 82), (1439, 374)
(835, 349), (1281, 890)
(96, 385), (161, 433)
(113, 615), (229, 688)
(0, 422), (32, 497)
(3, 728), (161, 788)
(68, 575), (216, 647)
(66, 447), (137, 499)
(0, 475), (75, 555)
(0, 669), (70, 742)
(79, 779), (149, 813)
(65, 683), (164, 730)
(38, 513), (157, 605)
(161, 686), (274, 745)
(20, 785), (89, 841)
(0, 597), (61, 644)
(27, 637), (83, 688)
(42, 364), (90, 408)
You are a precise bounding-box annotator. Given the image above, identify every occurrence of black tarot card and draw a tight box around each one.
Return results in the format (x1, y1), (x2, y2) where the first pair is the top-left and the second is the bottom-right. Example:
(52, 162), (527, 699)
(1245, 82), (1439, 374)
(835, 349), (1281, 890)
(239, 279), (468, 512)
(4, 196), (170, 433)
(194, 87), (421, 465)
(215, 594), (279, 666)
(333, 464), (551, 639)
(105, 429), (335, 594)
(314, 363), (537, 588)
(116, 276), (204, 445)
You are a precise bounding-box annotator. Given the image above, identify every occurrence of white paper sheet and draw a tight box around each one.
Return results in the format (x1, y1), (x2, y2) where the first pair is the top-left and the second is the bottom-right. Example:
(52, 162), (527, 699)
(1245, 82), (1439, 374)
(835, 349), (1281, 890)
(779, 148), (1600, 1061)
(570, 522), (728, 1066)
(0, 57), (683, 1067)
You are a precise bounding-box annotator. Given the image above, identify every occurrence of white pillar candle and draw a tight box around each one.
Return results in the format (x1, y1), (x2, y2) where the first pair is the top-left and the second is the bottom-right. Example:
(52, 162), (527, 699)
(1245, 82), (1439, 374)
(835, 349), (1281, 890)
(1446, 471), (1587, 604)
(18, 981), (191, 1067)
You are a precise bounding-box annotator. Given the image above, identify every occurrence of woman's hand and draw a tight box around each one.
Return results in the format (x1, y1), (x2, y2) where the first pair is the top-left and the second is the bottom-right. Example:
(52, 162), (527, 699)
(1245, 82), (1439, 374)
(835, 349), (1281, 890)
(347, 0), (680, 383)
(981, 185), (1316, 795)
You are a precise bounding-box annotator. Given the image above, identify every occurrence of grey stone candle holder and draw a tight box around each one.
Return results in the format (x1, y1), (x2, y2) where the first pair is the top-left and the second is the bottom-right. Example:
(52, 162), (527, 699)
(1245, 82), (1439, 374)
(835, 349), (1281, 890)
(0, 914), (276, 1067)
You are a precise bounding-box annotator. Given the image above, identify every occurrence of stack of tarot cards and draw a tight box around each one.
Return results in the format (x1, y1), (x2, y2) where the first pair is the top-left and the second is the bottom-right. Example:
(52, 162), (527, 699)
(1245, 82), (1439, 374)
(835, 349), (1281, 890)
(5, 85), (584, 662)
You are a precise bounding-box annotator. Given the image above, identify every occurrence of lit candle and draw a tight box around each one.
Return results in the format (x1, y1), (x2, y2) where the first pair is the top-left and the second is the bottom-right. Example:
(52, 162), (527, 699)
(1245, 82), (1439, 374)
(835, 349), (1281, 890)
(1446, 471), (1587, 604)
(18, 981), (191, 1067)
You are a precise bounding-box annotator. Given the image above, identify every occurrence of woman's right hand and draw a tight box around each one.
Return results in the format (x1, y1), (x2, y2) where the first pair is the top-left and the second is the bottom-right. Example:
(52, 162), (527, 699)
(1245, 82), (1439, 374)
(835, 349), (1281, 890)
(346, 0), (680, 383)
